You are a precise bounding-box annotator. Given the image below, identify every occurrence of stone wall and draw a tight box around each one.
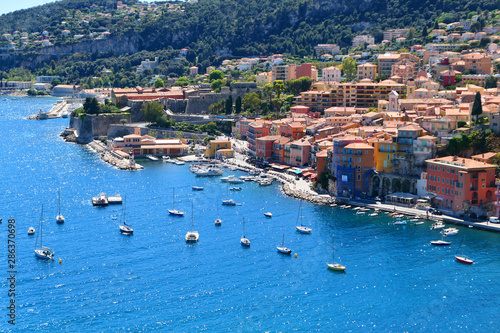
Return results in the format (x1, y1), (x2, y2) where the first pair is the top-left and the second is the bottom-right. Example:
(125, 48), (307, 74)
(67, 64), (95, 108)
(70, 113), (132, 143)
(107, 124), (210, 141)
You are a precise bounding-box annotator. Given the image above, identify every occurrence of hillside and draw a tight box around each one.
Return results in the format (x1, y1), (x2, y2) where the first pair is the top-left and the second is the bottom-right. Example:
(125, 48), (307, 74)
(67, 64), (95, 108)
(0, 0), (498, 79)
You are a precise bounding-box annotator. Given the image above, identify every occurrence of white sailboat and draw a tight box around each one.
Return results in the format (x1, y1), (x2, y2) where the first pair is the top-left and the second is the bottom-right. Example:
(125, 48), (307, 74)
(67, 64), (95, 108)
(34, 205), (55, 260)
(296, 202), (312, 234)
(168, 188), (185, 216)
(215, 195), (222, 226)
(185, 202), (199, 243)
(277, 234), (292, 254)
(119, 196), (134, 234)
(56, 187), (65, 223)
(240, 217), (250, 247)
(327, 235), (345, 271)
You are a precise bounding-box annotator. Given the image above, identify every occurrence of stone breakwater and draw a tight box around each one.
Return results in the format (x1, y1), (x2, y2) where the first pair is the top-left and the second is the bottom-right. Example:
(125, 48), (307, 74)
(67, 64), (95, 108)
(88, 140), (143, 171)
(281, 183), (335, 205)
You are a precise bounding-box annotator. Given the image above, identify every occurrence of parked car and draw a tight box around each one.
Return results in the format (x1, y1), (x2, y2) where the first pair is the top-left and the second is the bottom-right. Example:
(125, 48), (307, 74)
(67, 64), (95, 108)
(489, 217), (500, 224)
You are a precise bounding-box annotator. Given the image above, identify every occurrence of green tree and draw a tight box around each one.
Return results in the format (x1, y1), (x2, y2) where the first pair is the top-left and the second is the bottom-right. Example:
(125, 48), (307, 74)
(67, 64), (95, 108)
(407, 27), (416, 39)
(272, 80), (285, 98)
(141, 101), (164, 123)
(235, 96), (242, 114)
(242, 92), (261, 112)
(471, 92), (483, 122)
(421, 26), (428, 37)
(209, 70), (224, 82)
(211, 79), (224, 92)
(83, 97), (100, 114)
(341, 57), (356, 81)
(485, 76), (498, 89)
(154, 78), (164, 88)
(263, 83), (273, 103)
(225, 95), (233, 115)
(287, 77), (313, 96)
(446, 137), (462, 156)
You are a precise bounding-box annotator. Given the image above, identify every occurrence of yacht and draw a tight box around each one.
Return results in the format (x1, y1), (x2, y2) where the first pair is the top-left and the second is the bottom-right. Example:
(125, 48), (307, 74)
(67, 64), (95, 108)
(264, 212), (272, 218)
(441, 227), (459, 236)
(34, 205), (55, 260)
(56, 187), (65, 223)
(277, 234), (292, 254)
(430, 221), (445, 230)
(222, 199), (236, 206)
(296, 202), (312, 234)
(92, 193), (108, 206)
(168, 188), (185, 216)
(28, 227), (35, 235)
(119, 196), (134, 234)
(240, 217), (250, 247)
(185, 203), (199, 243)
(327, 235), (346, 271)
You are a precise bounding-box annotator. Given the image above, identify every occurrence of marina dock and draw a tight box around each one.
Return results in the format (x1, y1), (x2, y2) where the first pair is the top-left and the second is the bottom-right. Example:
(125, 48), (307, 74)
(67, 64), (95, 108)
(27, 100), (82, 120)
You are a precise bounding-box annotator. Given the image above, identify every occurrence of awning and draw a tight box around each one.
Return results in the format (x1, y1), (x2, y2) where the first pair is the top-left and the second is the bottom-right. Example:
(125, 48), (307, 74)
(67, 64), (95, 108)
(293, 169), (303, 174)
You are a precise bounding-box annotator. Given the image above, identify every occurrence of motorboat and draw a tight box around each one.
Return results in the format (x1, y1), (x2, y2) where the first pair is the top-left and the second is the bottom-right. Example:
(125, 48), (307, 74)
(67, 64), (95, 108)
(175, 160), (185, 165)
(356, 211), (366, 215)
(369, 213), (378, 217)
(394, 218), (407, 225)
(192, 186), (204, 191)
(34, 205), (55, 260)
(92, 193), (108, 206)
(258, 179), (273, 186)
(264, 212), (272, 218)
(222, 199), (236, 206)
(431, 222), (445, 230)
(185, 202), (199, 243)
(195, 167), (223, 177)
(327, 234), (345, 271)
(277, 234), (292, 254)
(220, 175), (235, 182)
(441, 228), (459, 236)
(430, 239), (451, 246)
(28, 227), (35, 235)
(146, 155), (159, 161)
(215, 218), (222, 226)
(414, 222), (425, 225)
(229, 187), (242, 191)
(228, 177), (245, 184)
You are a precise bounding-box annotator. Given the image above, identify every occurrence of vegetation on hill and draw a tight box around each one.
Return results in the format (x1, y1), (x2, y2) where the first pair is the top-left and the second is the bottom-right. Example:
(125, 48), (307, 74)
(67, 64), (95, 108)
(0, 0), (498, 83)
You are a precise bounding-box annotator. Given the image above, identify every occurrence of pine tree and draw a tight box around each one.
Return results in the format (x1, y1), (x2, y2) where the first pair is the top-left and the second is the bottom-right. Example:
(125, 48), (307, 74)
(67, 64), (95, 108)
(471, 92), (483, 123)
(235, 96), (242, 114)
(225, 95), (233, 114)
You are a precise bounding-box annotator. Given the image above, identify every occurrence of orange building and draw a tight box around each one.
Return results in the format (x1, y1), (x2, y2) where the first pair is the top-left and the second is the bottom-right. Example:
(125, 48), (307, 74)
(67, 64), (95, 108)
(462, 53), (492, 75)
(426, 156), (496, 211)
(279, 121), (306, 140)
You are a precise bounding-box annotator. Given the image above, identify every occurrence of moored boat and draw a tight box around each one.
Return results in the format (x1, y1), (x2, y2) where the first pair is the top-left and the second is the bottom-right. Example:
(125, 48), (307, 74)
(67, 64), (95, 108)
(185, 202), (199, 243)
(168, 188), (185, 216)
(264, 212), (272, 218)
(327, 235), (345, 271)
(34, 205), (55, 260)
(277, 234), (292, 254)
(192, 186), (204, 191)
(92, 193), (108, 206)
(28, 227), (35, 235)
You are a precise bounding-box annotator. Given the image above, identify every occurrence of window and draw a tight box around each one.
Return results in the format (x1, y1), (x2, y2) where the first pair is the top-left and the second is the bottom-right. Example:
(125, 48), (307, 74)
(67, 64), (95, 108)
(357, 158), (361, 162)
(437, 177), (440, 183)
(438, 187), (440, 193)
(357, 166), (361, 171)
(387, 155), (390, 160)
(357, 174), (361, 181)
(384, 160), (387, 167)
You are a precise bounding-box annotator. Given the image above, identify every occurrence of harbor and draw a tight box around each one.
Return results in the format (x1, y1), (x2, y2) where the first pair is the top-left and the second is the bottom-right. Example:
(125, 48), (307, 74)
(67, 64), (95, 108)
(4, 97), (500, 331)
(27, 99), (81, 120)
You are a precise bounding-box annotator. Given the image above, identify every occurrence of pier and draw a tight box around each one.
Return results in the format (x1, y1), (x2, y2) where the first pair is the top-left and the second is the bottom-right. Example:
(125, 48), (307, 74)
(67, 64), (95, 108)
(88, 140), (144, 171)
(27, 99), (82, 120)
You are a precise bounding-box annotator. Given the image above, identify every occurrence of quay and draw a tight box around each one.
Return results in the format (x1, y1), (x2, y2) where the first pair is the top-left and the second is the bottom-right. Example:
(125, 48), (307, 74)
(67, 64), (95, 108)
(88, 140), (144, 171)
(27, 99), (81, 120)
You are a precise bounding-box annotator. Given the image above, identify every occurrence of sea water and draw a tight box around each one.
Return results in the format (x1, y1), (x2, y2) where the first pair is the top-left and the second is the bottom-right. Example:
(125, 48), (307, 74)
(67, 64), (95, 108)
(0, 97), (499, 331)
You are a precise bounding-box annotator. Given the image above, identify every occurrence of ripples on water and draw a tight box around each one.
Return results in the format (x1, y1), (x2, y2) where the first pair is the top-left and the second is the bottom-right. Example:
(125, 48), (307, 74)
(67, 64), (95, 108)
(0, 97), (499, 331)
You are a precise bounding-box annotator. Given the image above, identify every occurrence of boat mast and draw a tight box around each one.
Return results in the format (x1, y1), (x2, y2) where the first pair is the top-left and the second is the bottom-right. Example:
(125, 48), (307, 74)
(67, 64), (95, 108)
(191, 201), (194, 232)
(282, 234), (285, 247)
(242, 217), (245, 237)
(58, 188), (61, 215)
(172, 188), (175, 210)
(40, 205), (44, 249)
(332, 235), (335, 263)
(124, 195), (127, 224)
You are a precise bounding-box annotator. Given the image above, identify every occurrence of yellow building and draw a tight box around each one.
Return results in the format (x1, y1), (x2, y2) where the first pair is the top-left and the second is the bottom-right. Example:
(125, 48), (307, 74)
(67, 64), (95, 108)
(205, 139), (232, 158)
(368, 137), (398, 173)
(357, 63), (378, 80)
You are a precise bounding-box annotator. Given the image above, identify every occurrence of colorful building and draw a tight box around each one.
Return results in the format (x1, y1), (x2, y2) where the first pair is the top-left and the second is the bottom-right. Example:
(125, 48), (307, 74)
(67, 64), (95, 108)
(367, 136), (397, 173)
(288, 138), (312, 167)
(335, 143), (375, 197)
(426, 156), (496, 211)
(205, 139), (232, 158)
(255, 135), (280, 161)
(247, 120), (272, 156)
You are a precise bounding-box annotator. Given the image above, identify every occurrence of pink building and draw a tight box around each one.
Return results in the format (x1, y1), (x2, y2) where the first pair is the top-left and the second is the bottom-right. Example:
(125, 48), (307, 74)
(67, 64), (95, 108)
(287, 138), (312, 167)
(256, 135), (280, 161)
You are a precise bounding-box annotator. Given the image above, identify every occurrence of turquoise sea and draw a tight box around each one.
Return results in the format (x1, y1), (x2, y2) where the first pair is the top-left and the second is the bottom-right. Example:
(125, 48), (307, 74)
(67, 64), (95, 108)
(1, 97), (500, 331)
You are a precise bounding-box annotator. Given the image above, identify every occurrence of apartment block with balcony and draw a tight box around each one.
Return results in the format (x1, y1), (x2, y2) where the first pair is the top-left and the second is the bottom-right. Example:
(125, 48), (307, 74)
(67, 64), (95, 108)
(462, 53), (492, 75)
(426, 156), (496, 211)
(335, 143), (375, 197)
(322, 66), (341, 82)
(357, 63), (377, 80)
(287, 138), (312, 167)
(255, 135), (280, 161)
(271, 64), (296, 82)
(247, 120), (271, 156)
